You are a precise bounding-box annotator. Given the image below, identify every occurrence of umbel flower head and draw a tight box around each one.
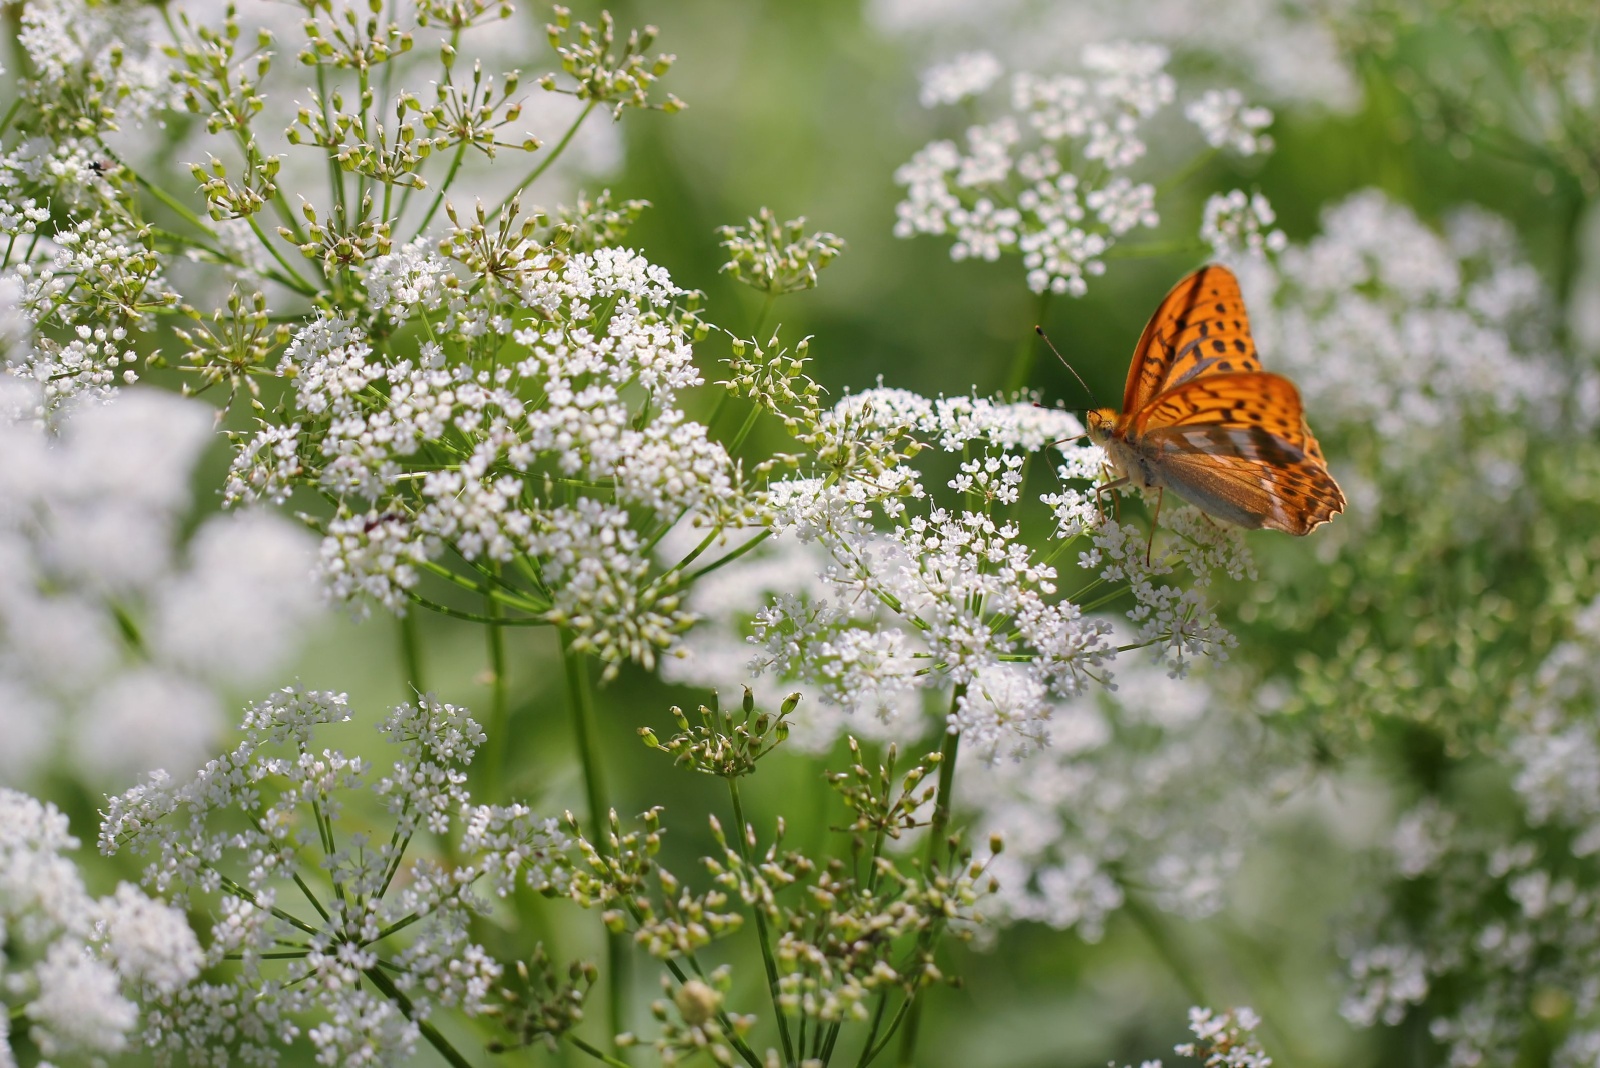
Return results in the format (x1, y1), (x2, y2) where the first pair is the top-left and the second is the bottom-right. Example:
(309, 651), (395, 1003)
(717, 207), (846, 296)
(682, 329), (1253, 762)
(892, 43), (1279, 297)
(2, 788), (202, 1064)
(0, 382), (320, 785)
(227, 230), (750, 676)
(100, 687), (571, 1067)
(0, 0), (178, 410)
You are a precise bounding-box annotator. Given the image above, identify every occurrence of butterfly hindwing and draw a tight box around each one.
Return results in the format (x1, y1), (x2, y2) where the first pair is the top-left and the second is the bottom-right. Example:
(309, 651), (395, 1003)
(1123, 264), (1262, 414)
(1152, 448), (1346, 535)
(1129, 372), (1344, 534)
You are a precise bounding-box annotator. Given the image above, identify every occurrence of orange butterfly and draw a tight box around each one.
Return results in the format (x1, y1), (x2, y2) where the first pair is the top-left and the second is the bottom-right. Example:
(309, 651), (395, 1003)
(1083, 264), (1344, 536)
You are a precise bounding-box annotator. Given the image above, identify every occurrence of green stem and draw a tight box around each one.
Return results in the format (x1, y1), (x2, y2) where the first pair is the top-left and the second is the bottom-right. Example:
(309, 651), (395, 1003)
(751, 290), (778, 339)
(410, 139), (469, 240)
(728, 405), (763, 455)
(687, 530), (773, 583)
(1122, 891), (1207, 1005)
(363, 965), (476, 1068)
(728, 778), (796, 1065)
(561, 629), (630, 1052)
(569, 1035), (635, 1068)
(0, 97), (22, 138)
(895, 691), (964, 1068)
(1001, 291), (1050, 395)
(491, 100), (599, 219)
(483, 589), (509, 801)
(246, 213), (319, 295)
(860, 998), (914, 1067)
(398, 612), (426, 695)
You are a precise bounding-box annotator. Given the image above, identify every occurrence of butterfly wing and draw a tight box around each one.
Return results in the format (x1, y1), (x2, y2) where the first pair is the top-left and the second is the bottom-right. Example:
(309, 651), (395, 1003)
(1121, 264), (1263, 415)
(1132, 372), (1344, 535)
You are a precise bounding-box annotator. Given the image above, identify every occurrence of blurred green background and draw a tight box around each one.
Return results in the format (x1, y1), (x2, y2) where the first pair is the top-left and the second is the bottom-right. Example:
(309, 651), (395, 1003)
(50, 0), (1594, 1065)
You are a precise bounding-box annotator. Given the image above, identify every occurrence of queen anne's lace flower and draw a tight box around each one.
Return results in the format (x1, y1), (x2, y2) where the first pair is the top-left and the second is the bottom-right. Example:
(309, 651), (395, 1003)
(100, 688), (571, 1068)
(228, 244), (740, 675)
(1, 788), (201, 1064)
(685, 373), (1246, 762)
(895, 46), (1274, 296)
(0, 383), (319, 785)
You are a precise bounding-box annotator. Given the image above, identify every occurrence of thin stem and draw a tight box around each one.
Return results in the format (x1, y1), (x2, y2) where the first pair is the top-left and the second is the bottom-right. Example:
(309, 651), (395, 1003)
(491, 100), (599, 219)
(895, 692), (964, 1068)
(483, 588), (510, 801)
(410, 139), (469, 241)
(398, 612), (426, 695)
(728, 778), (796, 1065)
(562, 631), (610, 848)
(1122, 891), (1208, 1005)
(686, 530), (773, 583)
(569, 1035), (635, 1068)
(246, 213), (319, 295)
(0, 98), (22, 138)
(1001, 290), (1050, 395)
(751, 290), (778, 339)
(860, 999), (914, 1067)
(561, 629), (630, 1053)
(728, 405), (763, 455)
(403, 590), (553, 626)
(363, 965), (476, 1068)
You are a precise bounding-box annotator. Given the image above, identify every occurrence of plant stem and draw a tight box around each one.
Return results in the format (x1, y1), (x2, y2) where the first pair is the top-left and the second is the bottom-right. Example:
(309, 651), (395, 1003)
(398, 612), (426, 695)
(561, 629), (630, 1054)
(728, 778), (796, 1065)
(491, 101), (599, 220)
(411, 139), (469, 241)
(569, 1035), (635, 1068)
(751, 290), (777, 340)
(895, 690), (964, 1068)
(1002, 291), (1051, 395)
(1122, 891), (1208, 1005)
(483, 589), (509, 801)
(728, 405), (763, 454)
(363, 965), (476, 1068)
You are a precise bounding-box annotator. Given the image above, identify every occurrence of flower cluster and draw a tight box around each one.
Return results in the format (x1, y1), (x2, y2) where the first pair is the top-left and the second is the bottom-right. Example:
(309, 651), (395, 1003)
(1112, 1006), (1273, 1068)
(1236, 190), (1562, 506)
(681, 361), (1251, 762)
(0, 383), (319, 785)
(2, 788), (202, 1063)
(959, 658), (1280, 939)
(561, 706), (996, 1066)
(893, 44), (1277, 296)
(1, 0), (178, 409)
(100, 687), (572, 1067)
(1337, 595), (1600, 1067)
(1200, 189), (1286, 261)
(869, 0), (1359, 110)
(227, 237), (747, 674)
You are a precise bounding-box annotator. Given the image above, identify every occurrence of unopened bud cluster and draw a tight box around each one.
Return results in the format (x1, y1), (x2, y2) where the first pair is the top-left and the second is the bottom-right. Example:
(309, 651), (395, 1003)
(541, 7), (686, 116)
(717, 208), (846, 295)
(639, 687), (799, 778)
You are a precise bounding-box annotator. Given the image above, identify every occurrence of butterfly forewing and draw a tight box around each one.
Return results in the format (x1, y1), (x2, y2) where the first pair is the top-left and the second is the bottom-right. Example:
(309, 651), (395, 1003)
(1101, 264), (1345, 536)
(1122, 264), (1262, 415)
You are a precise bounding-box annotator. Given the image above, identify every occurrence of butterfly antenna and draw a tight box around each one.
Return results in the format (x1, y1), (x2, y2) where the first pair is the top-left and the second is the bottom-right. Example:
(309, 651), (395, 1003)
(1034, 325), (1100, 409)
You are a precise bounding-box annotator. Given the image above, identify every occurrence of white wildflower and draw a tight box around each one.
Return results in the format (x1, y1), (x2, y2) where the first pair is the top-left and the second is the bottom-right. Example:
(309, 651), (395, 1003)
(920, 51), (1004, 107)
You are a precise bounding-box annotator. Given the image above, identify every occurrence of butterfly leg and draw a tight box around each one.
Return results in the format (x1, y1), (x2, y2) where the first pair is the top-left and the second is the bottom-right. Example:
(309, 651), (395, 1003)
(1145, 487), (1163, 567)
(1095, 472), (1129, 524)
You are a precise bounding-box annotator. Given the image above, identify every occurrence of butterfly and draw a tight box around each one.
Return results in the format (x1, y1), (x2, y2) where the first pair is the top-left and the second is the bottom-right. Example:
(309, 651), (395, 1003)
(1083, 263), (1344, 536)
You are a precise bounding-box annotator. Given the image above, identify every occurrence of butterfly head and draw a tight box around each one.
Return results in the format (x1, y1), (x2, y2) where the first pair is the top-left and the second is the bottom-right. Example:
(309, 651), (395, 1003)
(1085, 408), (1117, 446)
